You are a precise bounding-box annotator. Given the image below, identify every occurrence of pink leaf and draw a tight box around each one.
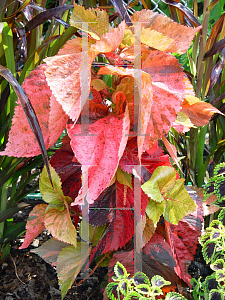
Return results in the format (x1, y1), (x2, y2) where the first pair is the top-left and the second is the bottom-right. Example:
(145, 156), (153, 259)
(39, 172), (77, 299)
(0, 65), (68, 157)
(19, 204), (47, 249)
(67, 94), (130, 204)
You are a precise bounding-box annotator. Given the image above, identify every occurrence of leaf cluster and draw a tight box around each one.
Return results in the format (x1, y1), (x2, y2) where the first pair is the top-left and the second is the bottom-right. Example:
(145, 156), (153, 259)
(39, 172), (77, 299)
(107, 262), (187, 300)
(191, 218), (225, 300)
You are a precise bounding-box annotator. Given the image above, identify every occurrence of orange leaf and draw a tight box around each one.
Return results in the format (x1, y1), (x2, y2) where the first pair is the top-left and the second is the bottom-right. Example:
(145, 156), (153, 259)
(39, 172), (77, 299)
(162, 136), (183, 174)
(98, 65), (153, 160)
(131, 10), (201, 54)
(181, 95), (223, 126)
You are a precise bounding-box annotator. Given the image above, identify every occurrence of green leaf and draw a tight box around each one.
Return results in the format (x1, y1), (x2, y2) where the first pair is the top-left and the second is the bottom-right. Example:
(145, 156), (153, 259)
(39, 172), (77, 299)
(135, 283), (151, 295)
(124, 291), (142, 300)
(56, 243), (91, 299)
(79, 218), (106, 247)
(145, 199), (165, 226)
(211, 259), (225, 271)
(133, 272), (150, 286)
(107, 282), (120, 300)
(151, 275), (171, 288)
(165, 292), (187, 299)
(118, 279), (129, 296)
(39, 165), (72, 207)
(209, 289), (224, 300)
(114, 262), (129, 279)
(116, 166), (132, 189)
(142, 166), (197, 224)
(31, 238), (68, 266)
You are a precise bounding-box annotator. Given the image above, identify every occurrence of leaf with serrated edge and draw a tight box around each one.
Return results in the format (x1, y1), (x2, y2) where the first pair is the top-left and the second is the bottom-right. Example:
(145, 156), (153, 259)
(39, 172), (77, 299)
(56, 243), (90, 299)
(31, 238), (68, 266)
(131, 10), (201, 54)
(39, 165), (77, 246)
(19, 204), (47, 249)
(44, 22), (125, 122)
(116, 166), (132, 189)
(143, 166), (197, 224)
(70, 4), (110, 40)
(0, 65), (68, 157)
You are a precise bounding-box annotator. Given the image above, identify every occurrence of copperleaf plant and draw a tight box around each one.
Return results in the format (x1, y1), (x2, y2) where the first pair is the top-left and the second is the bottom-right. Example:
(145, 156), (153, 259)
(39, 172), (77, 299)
(0, 3), (222, 299)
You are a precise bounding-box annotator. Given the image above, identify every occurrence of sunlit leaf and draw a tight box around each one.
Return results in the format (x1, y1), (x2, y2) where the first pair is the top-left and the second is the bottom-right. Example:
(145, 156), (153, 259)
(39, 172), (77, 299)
(131, 10), (201, 54)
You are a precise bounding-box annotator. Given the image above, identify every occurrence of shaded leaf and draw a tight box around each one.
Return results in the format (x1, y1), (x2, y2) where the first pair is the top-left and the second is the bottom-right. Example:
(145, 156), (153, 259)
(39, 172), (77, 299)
(25, 5), (73, 32)
(19, 204), (47, 249)
(31, 238), (69, 266)
(131, 10), (201, 54)
(56, 243), (90, 299)
(40, 165), (77, 247)
(162, 136), (183, 173)
(0, 65), (68, 157)
(119, 137), (172, 184)
(116, 166), (132, 189)
(204, 38), (225, 59)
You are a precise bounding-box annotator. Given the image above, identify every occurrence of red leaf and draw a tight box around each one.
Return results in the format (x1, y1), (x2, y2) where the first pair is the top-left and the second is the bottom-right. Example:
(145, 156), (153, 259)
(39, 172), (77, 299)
(19, 204), (47, 249)
(1, 65), (68, 157)
(89, 180), (149, 261)
(119, 137), (172, 183)
(44, 22), (125, 122)
(67, 96), (130, 204)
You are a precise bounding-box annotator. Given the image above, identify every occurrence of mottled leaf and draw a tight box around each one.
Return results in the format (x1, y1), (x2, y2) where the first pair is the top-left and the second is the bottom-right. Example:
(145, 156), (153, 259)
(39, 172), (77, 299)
(40, 165), (77, 247)
(142, 166), (197, 224)
(131, 10), (201, 54)
(70, 3), (110, 40)
(19, 204), (47, 249)
(31, 238), (69, 266)
(56, 243), (91, 299)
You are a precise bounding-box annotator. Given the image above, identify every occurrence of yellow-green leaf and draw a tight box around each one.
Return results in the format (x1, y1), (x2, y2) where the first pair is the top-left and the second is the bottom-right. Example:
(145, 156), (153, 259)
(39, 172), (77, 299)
(70, 4), (110, 40)
(116, 166), (132, 189)
(142, 166), (197, 224)
(39, 165), (72, 207)
(57, 243), (91, 299)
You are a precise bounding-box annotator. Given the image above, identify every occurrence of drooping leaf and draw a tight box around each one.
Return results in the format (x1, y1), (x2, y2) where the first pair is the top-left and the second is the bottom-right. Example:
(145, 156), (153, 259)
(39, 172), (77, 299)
(131, 10), (201, 54)
(19, 204), (47, 249)
(162, 136), (183, 173)
(39, 165), (77, 247)
(142, 166), (197, 224)
(67, 95), (130, 204)
(70, 4), (110, 40)
(44, 22), (125, 122)
(141, 50), (194, 151)
(181, 95), (222, 126)
(31, 238), (69, 266)
(0, 65), (68, 157)
(56, 243), (91, 299)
